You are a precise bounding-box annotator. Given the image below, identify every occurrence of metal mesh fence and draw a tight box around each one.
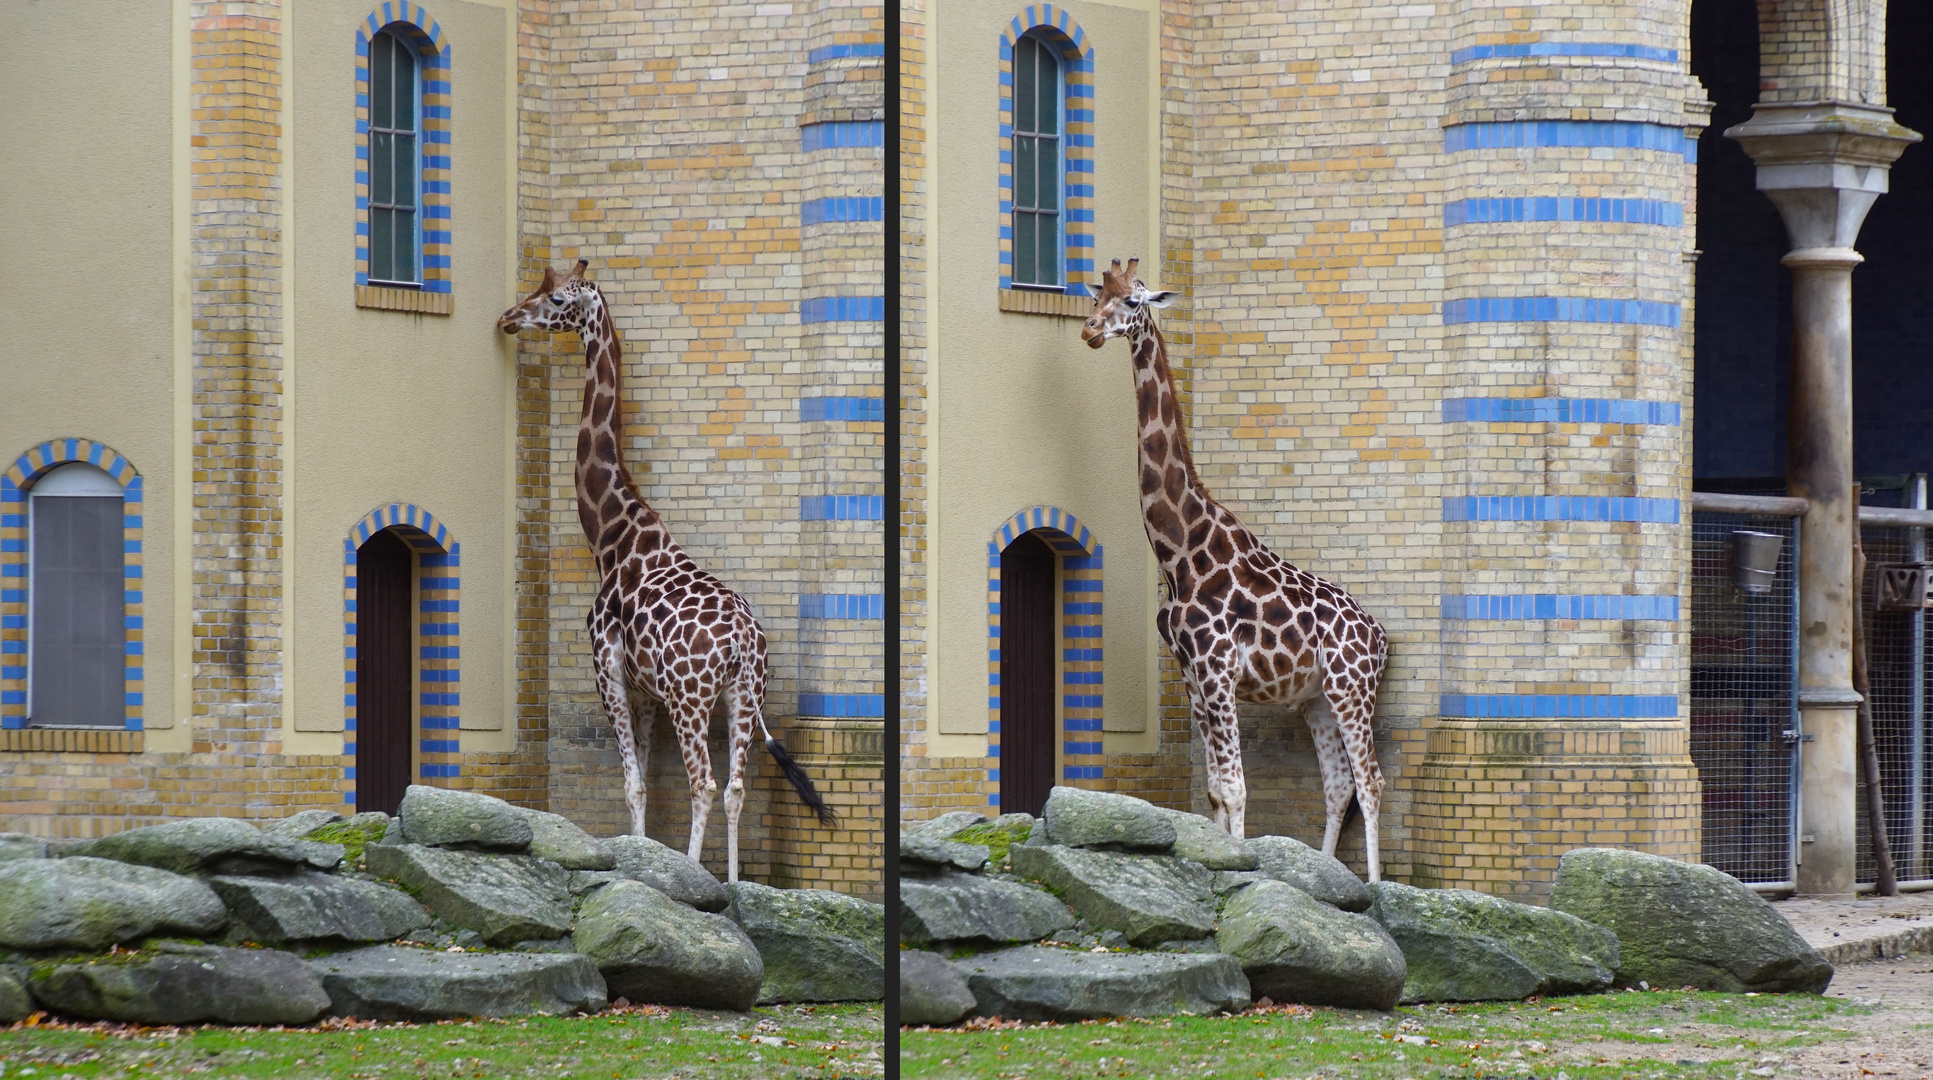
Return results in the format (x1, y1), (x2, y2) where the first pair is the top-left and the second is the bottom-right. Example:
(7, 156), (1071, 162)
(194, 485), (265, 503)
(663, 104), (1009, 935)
(1856, 522), (1933, 887)
(1690, 511), (1800, 886)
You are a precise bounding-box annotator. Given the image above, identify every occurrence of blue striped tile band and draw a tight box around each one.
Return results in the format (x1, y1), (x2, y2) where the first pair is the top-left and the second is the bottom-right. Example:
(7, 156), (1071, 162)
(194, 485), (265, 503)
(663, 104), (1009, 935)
(1442, 398), (1681, 425)
(1445, 198), (1683, 228)
(802, 197), (885, 225)
(801, 121), (884, 151)
(1444, 121), (1696, 161)
(800, 495), (884, 521)
(1443, 297), (1681, 327)
(807, 43), (885, 63)
(1063, 766), (1104, 780)
(799, 593), (885, 620)
(1441, 694), (1680, 718)
(800, 296), (885, 323)
(1441, 595), (1680, 620)
(799, 693), (885, 718)
(1450, 42), (1678, 64)
(1442, 496), (1680, 523)
(800, 396), (886, 423)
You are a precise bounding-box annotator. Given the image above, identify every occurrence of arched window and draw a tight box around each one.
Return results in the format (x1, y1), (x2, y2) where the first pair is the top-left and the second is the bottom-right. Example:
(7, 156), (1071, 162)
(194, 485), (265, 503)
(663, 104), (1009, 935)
(367, 28), (421, 286)
(1010, 31), (1063, 289)
(26, 463), (125, 728)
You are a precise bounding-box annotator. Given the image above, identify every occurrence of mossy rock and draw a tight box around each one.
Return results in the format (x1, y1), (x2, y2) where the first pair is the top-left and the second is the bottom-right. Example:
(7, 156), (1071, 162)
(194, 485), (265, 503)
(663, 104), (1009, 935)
(949, 814), (1036, 870)
(304, 813), (393, 868)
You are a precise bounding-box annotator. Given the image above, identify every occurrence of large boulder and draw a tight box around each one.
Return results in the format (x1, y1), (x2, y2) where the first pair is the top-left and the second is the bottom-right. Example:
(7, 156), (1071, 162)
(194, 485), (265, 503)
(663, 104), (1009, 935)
(1247, 835), (1372, 912)
(724, 882), (885, 1003)
(0, 857), (227, 950)
(64, 818), (343, 876)
(1041, 787), (1176, 853)
(29, 944), (330, 1025)
(311, 945), (607, 1020)
(1156, 808), (1259, 871)
(397, 785), (533, 851)
(906, 811), (987, 841)
(0, 969), (31, 1023)
(948, 814), (1039, 871)
(899, 871), (1074, 947)
(957, 946), (1249, 1021)
(604, 835), (729, 912)
(363, 843), (571, 946)
(509, 806), (615, 871)
(302, 813), (393, 868)
(0, 833), (49, 862)
(210, 871), (432, 944)
(572, 880), (763, 1010)
(1549, 848), (1833, 993)
(1010, 845), (1215, 947)
(900, 833), (990, 875)
(900, 949), (976, 1027)
(1216, 879), (1406, 1011)
(264, 810), (343, 840)
(1367, 881), (1618, 1002)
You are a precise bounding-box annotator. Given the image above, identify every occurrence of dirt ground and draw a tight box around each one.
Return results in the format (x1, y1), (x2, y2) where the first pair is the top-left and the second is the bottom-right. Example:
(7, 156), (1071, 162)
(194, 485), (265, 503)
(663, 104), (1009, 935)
(1781, 951), (1933, 1078)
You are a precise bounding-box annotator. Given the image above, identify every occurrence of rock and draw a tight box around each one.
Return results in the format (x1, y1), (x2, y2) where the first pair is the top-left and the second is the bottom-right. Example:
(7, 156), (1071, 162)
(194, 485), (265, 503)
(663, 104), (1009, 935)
(1216, 879), (1407, 1011)
(900, 949), (976, 1026)
(508, 806), (615, 871)
(304, 813), (394, 868)
(1040, 786), (1176, 853)
(0, 968), (31, 1023)
(0, 833), (49, 862)
(724, 881), (885, 1003)
(899, 833), (989, 874)
(1549, 848), (1833, 993)
(569, 870), (621, 896)
(906, 811), (987, 841)
(1367, 881), (1618, 1002)
(572, 880), (763, 1010)
(899, 871), (1075, 947)
(948, 814), (1038, 870)
(1247, 835), (1372, 912)
(1155, 808), (1259, 871)
(604, 835), (729, 912)
(64, 818), (344, 876)
(0, 856), (228, 950)
(1010, 844), (1215, 947)
(397, 786), (533, 851)
(310, 945), (608, 1020)
(1213, 870), (1268, 895)
(264, 810), (343, 839)
(209, 871), (432, 944)
(363, 843), (571, 946)
(29, 944), (330, 1025)
(957, 946), (1250, 1021)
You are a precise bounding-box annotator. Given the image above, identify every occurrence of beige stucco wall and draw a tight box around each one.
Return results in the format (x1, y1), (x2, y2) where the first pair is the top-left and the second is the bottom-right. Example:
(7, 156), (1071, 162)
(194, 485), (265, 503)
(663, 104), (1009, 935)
(0, 0), (179, 736)
(286, 0), (517, 754)
(928, 0), (1163, 757)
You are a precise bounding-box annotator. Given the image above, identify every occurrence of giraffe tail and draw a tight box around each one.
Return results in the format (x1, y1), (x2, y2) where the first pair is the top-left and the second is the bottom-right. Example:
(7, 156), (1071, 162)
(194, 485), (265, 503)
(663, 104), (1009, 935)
(765, 733), (840, 828)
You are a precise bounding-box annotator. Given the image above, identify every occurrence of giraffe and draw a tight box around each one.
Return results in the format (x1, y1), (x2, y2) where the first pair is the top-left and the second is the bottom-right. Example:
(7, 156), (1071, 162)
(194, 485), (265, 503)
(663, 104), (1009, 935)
(1080, 258), (1390, 881)
(498, 258), (836, 881)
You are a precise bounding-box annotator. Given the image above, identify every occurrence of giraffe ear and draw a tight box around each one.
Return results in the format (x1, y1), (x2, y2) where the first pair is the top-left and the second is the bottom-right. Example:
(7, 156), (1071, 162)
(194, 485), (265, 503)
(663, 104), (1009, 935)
(1144, 290), (1178, 308)
(1081, 281), (1104, 299)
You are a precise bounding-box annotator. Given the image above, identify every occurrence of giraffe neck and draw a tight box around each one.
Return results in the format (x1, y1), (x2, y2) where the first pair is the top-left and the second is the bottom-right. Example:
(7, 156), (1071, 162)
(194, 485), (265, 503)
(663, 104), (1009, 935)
(575, 294), (675, 563)
(1129, 315), (1214, 575)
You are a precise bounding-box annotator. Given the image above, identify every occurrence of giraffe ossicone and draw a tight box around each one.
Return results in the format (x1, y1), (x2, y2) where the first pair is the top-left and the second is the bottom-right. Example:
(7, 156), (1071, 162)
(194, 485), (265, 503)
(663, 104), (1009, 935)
(1083, 257), (1390, 882)
(498, 258), (837, 883)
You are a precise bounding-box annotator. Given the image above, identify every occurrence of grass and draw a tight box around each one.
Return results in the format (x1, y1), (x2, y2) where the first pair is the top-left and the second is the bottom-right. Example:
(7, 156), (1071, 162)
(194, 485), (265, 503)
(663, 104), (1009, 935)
(899, 988), (1869, 1079)
(0, 1002), (883, 1079)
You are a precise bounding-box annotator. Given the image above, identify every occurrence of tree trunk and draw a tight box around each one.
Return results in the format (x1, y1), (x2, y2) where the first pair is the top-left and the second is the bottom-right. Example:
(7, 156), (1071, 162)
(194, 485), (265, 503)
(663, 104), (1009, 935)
(1852, 539), (1899, 896)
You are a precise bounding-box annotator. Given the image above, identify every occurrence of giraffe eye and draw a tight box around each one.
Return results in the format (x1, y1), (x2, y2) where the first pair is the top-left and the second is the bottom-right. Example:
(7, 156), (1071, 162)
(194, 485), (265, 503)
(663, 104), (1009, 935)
(1124, 298), (1140, 308)
(550, 291), (568, 305)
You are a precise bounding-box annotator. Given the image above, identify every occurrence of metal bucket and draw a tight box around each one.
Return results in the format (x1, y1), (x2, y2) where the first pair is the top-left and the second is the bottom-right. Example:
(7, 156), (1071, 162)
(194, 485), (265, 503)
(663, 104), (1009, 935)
(1732, 530), (1783, 595)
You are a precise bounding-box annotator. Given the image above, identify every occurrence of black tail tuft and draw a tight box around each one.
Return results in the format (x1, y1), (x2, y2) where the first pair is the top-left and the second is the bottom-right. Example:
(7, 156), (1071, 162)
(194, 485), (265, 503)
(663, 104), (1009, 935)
(767, 736), (839, 828)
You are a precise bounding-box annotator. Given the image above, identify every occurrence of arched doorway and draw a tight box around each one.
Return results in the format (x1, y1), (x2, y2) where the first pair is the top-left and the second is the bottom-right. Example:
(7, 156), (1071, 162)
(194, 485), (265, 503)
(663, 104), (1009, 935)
(999, 530), (1057, 816)
(355, 528), (414, 815)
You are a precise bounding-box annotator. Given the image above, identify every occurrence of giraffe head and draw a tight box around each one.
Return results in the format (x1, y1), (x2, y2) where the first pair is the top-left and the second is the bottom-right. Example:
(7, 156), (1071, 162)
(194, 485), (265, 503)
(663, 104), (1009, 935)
(1079, 257), (1176, 349)
(498, 259), (600, 336)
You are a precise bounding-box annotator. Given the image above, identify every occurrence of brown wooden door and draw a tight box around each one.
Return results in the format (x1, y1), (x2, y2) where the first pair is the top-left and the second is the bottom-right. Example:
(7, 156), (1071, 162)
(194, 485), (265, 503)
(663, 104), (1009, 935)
(999, 531), (1057, 817)
(356, 529), (413, 816)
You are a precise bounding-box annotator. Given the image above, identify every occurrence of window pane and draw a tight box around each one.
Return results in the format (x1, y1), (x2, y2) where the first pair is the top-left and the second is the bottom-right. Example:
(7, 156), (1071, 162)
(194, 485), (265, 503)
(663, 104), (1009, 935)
(1013, 36), (1035, 134)
(372, 207), (394, 281)
(1038, 137), (1059, 216)
(1014, 136), (1036, 211)
(1014, 210), (1037, 285)
(1039, 214), (1060, 286)
(392, 38), (416, 130)
(371, 132), (394, 205)
(30, 495), (124, 727)
(393, 133), (416, 210)
(393, 209), (415, 282)
(370, 33), (392, 129)
(1036, 46), (1059, 136)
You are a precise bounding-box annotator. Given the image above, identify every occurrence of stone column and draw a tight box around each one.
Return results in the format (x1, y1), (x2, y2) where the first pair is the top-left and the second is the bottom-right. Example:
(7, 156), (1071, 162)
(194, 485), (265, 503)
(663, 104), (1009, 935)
(1728, 102), (1918, 897)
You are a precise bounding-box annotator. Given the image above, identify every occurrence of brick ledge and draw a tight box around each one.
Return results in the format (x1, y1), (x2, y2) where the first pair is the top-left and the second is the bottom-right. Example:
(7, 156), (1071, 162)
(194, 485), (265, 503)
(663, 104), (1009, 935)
(0, 728), (143, 753)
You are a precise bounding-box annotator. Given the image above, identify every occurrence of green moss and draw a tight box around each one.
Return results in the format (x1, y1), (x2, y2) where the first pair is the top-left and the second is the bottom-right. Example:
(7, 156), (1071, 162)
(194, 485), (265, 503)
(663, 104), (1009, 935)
(952, 819), (1032, 869)
(305, 819), (388, 867)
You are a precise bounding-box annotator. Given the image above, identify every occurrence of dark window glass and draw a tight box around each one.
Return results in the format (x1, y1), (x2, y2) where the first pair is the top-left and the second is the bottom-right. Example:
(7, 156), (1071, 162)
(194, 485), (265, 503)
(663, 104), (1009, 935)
(29, 495), (124, 727)
(1011, 34), (1061, 288)
(369, 30), (419, 285)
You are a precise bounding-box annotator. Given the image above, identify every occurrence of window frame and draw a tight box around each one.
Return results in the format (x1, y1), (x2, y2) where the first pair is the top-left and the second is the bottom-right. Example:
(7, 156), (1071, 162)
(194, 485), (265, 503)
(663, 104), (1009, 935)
(24, 463), (127, 730)
(1009, 30), (1066, 292)
(366, 27), (424, 289)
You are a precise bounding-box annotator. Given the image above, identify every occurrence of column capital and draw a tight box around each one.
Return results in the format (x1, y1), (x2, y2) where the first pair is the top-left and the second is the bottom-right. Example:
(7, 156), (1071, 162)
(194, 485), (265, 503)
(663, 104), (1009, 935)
(1725, 101), (1922, 252)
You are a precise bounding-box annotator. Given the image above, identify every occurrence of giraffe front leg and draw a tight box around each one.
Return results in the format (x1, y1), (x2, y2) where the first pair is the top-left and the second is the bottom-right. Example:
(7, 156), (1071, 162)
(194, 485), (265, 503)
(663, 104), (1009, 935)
(1192, 669), (1246, 839)
(670, 695), (718, 864)
(1305, 697), (1355, 857)
(595, 652), (648, 836)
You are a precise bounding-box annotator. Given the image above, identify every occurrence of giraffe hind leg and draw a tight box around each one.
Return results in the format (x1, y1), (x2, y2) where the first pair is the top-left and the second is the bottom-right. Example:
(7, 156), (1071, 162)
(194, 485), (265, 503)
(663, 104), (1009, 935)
(1304, 696), (1355, 858)
(594, 643), (648, 836)
(720, 670), (759, 884)
(670, 693), (719, 864)
(1325, 675), (1386, 883)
